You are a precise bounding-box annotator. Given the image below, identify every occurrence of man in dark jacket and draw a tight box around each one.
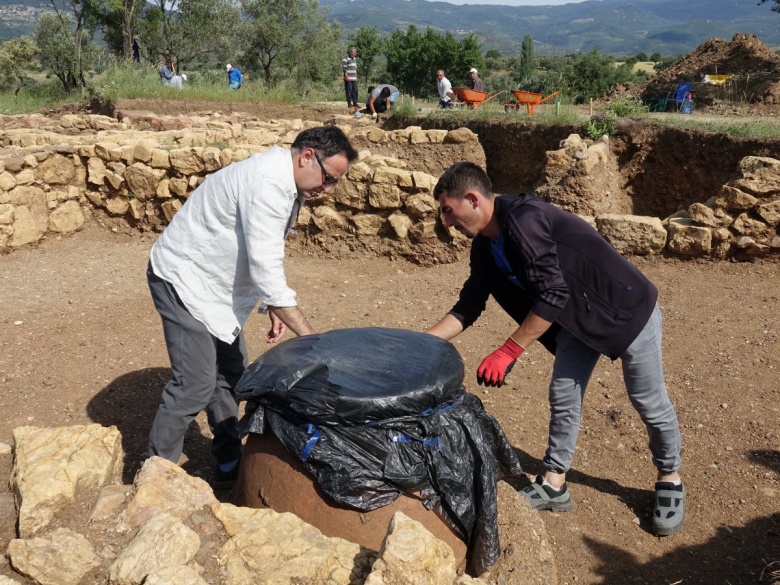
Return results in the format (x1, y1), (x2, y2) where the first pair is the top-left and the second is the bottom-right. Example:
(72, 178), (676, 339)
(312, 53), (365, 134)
(426, 162), (684, 536)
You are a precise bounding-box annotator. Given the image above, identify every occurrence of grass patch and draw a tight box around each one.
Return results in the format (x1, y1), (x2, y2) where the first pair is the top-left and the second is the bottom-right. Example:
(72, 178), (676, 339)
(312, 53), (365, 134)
(650, 114), (780, 139)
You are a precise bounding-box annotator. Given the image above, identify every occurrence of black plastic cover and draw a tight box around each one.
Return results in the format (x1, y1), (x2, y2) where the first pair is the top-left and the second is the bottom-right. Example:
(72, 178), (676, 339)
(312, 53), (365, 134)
(234, 327), (523, 576)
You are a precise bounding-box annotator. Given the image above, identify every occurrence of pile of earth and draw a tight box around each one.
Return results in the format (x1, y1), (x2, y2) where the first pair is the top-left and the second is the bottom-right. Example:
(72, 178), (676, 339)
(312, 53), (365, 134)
(609, 33), (780, 115)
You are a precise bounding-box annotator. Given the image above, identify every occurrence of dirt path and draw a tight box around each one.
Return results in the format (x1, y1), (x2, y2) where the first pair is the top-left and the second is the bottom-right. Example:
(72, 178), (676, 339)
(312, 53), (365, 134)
(1, 224), (778, 584)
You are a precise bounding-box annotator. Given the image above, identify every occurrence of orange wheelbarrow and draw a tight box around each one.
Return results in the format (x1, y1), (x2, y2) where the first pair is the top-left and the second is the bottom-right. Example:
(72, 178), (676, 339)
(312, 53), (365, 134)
(451, 87), (505, 109)
(505, 90), (561, 115)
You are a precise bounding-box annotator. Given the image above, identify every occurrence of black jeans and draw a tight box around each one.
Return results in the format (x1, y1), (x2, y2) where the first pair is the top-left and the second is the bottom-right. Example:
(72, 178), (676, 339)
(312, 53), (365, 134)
(344, 80), (358, 107)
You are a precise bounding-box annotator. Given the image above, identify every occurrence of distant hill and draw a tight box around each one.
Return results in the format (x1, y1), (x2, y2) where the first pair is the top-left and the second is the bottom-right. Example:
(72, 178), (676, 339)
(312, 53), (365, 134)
(322, 0), (780, 56)
(2, 0), (779, 57)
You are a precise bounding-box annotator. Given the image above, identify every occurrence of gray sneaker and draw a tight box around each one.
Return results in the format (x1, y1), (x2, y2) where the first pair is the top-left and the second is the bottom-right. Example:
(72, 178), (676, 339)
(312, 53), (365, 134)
(519, 475), (574, 512)
(652, 481), (685, 536)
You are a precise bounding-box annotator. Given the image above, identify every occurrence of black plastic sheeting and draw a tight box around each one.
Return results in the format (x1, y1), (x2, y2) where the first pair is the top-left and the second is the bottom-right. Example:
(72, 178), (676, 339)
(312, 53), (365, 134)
(234, 327), (523, 576)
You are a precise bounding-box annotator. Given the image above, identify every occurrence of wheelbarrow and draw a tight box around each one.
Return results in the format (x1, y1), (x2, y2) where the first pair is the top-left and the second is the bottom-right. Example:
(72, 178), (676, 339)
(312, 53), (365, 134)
(451, 87), (505, 109)
(505, 90), (561, 115)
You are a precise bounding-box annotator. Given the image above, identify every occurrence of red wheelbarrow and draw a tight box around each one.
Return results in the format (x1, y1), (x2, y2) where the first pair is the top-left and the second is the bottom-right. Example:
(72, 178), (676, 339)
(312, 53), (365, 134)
(451, 87), (505, 109)
(505, 90), (561, 115)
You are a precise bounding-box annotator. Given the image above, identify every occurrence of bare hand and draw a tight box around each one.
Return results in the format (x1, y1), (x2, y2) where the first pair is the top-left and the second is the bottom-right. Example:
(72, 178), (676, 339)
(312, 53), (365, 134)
(265, 311), (287, 343)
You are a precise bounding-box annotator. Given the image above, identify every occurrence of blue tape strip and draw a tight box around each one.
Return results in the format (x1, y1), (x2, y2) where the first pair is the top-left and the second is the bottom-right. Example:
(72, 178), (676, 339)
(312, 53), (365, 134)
(301, 423), (321, 462)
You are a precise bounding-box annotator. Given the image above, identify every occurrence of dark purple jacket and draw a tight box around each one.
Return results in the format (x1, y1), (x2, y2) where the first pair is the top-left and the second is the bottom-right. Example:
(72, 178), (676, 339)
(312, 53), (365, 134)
(449, 194), (658, 359)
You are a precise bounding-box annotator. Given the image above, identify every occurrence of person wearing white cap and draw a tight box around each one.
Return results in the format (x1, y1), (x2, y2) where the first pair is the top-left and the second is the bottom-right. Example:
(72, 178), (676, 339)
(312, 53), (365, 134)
(470, 68), (484, 92)
(227, 64), (243, 89)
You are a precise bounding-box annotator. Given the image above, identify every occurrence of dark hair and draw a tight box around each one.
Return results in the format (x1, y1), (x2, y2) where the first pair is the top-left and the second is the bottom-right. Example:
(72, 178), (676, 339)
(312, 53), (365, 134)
(292, 126), (358, 162)
(433, 162), (492, 201)
(367, 85), (376, 94)
(379, 87), (391, 99)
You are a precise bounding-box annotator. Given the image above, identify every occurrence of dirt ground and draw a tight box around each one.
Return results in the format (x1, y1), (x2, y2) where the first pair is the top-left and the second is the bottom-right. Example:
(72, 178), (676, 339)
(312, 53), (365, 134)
(0, 214), (778, 584)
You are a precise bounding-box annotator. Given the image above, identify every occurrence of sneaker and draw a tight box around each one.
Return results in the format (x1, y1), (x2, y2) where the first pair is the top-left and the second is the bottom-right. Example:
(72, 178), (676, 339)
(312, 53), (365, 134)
(212, 458), (241, 490)
(653, 481), (685, 536)
(519, 475), (574, 512)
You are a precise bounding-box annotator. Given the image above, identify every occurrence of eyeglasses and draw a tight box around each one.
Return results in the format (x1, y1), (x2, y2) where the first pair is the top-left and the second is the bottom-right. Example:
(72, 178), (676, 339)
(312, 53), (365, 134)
(314, 151), (340, 186)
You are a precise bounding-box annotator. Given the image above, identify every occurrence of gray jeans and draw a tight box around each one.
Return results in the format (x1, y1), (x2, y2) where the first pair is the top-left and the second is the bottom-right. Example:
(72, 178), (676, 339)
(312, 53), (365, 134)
(544, 303), (682, 476)
(147, 264), (246, 465)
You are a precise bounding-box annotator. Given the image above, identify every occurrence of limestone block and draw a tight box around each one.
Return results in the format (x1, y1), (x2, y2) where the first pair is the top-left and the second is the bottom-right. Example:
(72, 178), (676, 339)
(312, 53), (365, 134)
(365, 512), (456, 585)
(297, 206), (311, 227)
(409, 131), (428, 144)
(312, 206), (345, 231)
(687, 202), (719, 227)
(105, 198), (129, 217)
(87, 157), (106, 186)
(411, 171), (437, 192)
(157, 179), (171, 199)
(12, 424), (123, 537)
(201, 147), (222, 172)
(0, 203), (13, 225)
(15, 169), (35, 185)
(125, 163), (167, 201)
(389, 129), (412, 144)
(351, 213), (384, 236)
(214, 502), (374, 585)
(109, 513), (200, 585)
(425, 130), (448, 144)
(129, 199), (144, 221)
(731, 156), (780, 197)
(409, 219), (437, 240)
(0, 171), (16, 191)
(105, 171), (125, 191)
(243, 129), (279, 146)
(366, 127), (386, 143)
(161, 199), (183, 222)
(347, 161), (374, 183)
(77, 145), (96, 158)
(169, 177), (188, 197)
(170, 148), (206, 175)
(134, 143), (154, 163)
(579, 154), (600, 175)
(48, 200), (85, 232)
(7, 528), (101, 585)
(357, 149), (372, 160)
(666, 220), (713, 256)
(120, 145), (136, 165)
(588, 141), (609, 163)
(732, 212), (769, 238)
(36, 154), (76, 185)
(387, 213), (414, 240)
(332, 180), (368, 211)
(144, 565), (209, 585)
(188, 175), (200, 189)
(150, 149), (170, 169)
(95, 142), (122, 162)
(85, 191), (104, 208)
(373, 167), (413, 188)
(444, 127), (478, 144)
(88, 484), (130, 523)
(0, 492), (15, 551)
(404, 193), (436, 220)
(10, 188), (48, 247)
(3, 157), (24, 172)
(595, 214), (667, 255)
(23, 154), (38, 168)
(117, 457), (218, 532)
(719, 185), (758, 211)
(756, 199), (780, 226)
(734, 235), (770, 256)
(369, 183), (402, 210)
(219, 150), (233, 168)
(560, 134), (584, 150)
(231, 149), (251, 163)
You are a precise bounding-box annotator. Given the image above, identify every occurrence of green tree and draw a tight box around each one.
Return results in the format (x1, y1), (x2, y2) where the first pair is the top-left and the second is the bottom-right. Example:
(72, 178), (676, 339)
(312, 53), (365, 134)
(517, 34), (534, 83)
(47, 0), (100, 88)
(140, 0), (240, 69)
(94, 0), (147, 61)
(757, 0), (780, 12)
(649, 52), (663, 62)
(240, 0), (340, 86)
(485, 49), (501, 60)
(0, 37), (39, 96)
(384, 25), (482, 98)
(634, 52), (649, 61)
(347, 27), (384, 88)
(35, 11), (97, 91)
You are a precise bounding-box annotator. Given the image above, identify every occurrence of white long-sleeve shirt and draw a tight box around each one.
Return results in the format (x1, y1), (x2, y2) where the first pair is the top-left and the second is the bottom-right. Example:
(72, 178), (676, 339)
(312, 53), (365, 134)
(150, 146), (302, 343)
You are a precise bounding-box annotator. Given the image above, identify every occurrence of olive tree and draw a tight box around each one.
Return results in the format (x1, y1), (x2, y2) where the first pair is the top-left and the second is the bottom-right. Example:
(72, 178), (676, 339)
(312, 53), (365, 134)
(0, 37), (39, 96)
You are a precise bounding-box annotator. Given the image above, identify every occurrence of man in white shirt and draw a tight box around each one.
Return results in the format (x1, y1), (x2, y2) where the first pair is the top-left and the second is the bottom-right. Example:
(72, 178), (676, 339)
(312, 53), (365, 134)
(436, 69), (453, 109)
(146, 126), (358, 488)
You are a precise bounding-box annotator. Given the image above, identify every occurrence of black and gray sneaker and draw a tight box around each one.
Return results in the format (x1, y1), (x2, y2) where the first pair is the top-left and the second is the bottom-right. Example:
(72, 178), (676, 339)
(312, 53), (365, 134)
(212, 459), (241, 490)
(653, 481), (685, 536)
(519, 475), (574, 512)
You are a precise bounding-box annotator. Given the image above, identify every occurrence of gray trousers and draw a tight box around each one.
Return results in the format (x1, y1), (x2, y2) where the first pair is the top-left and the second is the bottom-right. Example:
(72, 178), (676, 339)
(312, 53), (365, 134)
(147, 264), (246, 465)
(543, 303), (682, 476)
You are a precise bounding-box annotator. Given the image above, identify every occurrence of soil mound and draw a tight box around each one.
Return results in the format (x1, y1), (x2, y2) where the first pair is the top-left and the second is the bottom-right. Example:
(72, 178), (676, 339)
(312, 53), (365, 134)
(615, 34), (780, 114)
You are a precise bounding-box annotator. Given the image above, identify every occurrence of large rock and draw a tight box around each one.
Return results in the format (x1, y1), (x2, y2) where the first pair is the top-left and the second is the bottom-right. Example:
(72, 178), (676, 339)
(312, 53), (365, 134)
(12, 424), (123, 537)
(233, 432), (468, 567)
(48, 200), (84, 233)
(595, 215), (667, 255)
(7, 528), (101, 585)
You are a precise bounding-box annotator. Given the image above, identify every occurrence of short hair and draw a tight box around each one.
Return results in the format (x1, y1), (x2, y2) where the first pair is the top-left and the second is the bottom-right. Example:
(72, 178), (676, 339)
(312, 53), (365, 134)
(433, 162), (493, 201)
(367, 85), (376, 94)
(379, 87), (391, 98)
(292, 126), (358, 162)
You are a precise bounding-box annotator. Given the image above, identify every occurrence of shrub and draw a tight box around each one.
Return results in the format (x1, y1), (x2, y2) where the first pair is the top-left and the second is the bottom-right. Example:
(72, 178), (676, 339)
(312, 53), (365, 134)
(586, 110), (617, 140)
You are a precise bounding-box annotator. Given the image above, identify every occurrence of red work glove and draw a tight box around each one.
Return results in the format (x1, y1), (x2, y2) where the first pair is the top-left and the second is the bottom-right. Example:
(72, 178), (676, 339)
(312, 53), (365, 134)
(477, 338), (525, 387)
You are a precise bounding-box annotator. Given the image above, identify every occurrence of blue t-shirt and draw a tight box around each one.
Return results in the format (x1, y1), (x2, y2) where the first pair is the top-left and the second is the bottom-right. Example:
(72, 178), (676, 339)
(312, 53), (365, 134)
(491, 234), (525, 290)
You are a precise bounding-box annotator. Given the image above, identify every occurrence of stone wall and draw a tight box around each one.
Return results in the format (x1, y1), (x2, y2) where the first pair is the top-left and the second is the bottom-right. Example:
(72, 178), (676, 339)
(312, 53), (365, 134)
(0, 111), (778, 262)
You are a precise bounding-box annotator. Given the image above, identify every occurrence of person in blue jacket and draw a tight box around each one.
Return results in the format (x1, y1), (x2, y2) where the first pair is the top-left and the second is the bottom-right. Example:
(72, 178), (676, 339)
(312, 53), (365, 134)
(426, 161), (685, 537)
(227, 64), (243, 89)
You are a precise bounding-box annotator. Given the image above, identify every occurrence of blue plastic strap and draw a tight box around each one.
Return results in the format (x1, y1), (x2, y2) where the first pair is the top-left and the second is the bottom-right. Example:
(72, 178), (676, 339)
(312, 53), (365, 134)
(419, 394), (465, 417)
(301, 423), (321, 462)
